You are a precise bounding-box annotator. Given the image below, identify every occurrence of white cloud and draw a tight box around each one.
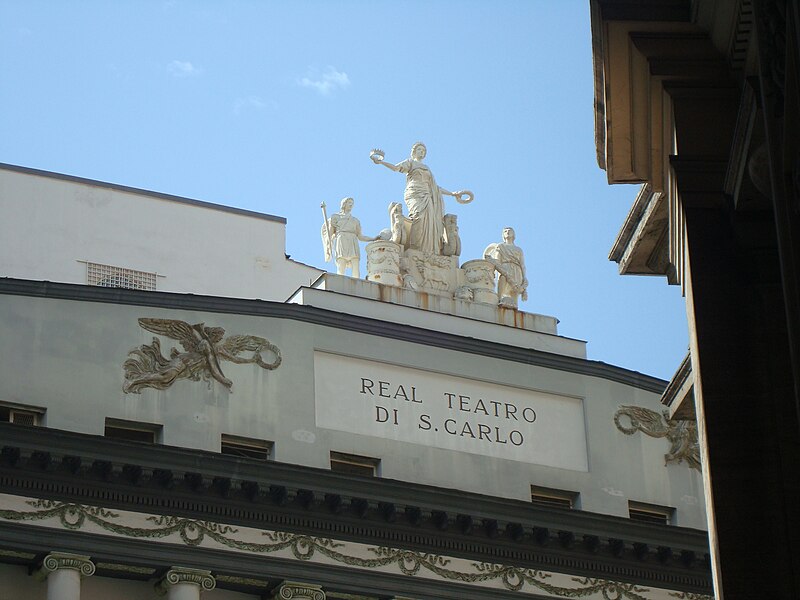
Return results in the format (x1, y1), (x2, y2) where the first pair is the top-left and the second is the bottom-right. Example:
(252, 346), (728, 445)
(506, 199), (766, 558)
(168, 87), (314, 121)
(298, 66), (350, 96)
(233, 95), (271, 115)
(167, 60), (202, 78)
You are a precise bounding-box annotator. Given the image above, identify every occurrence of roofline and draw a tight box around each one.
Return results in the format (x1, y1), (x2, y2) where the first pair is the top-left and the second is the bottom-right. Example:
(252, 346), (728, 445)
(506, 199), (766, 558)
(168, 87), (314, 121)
(0, 278), (669, 394)
(0, 162), (286, 224)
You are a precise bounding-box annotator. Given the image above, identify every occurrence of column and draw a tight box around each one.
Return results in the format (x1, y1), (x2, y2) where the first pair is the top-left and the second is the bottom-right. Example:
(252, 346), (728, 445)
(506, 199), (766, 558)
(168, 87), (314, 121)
(272, 580), (325, 600)
(37, 552), (95, 600)
(156, 567), (216, 600)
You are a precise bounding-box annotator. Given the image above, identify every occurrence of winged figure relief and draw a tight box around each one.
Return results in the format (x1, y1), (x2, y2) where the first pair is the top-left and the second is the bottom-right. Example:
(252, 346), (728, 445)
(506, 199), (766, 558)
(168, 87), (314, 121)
(123, 318), (281, 394)
(613, 405), (701, 471)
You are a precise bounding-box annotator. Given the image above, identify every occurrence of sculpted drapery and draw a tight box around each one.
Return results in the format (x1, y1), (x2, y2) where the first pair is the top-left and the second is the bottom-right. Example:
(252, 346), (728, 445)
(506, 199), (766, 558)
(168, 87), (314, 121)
(371, 143), (472, 256)
(396, 158), (445, 255)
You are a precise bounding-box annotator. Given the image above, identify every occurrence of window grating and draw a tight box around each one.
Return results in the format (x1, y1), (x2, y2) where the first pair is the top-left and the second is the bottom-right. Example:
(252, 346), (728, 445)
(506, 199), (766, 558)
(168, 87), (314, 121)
(104, 418), (161, 444)
(221, 434), (273, 461)
(629, 501), (674, 525)
(330, 452), (380, 477)
(86, 262), (157, 290)
(530, 485), (578, 509)
(0, 405), (42, 426)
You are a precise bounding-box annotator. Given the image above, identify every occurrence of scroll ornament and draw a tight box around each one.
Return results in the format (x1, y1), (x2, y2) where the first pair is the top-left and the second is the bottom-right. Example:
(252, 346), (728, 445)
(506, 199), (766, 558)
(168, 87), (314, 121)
(123, 318), (281, 394)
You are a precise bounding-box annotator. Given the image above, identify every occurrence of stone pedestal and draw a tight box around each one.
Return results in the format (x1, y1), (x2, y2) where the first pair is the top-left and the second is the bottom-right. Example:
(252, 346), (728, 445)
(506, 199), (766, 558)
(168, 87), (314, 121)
(37, 552), (95, 600)
(461, 259), (498, 304)
(366, 241), (402, 287)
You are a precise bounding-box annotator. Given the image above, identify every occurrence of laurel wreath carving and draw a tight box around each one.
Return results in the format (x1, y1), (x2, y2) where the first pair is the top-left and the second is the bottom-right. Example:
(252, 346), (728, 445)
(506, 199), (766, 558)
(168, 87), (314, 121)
(0, 499), (712, 599)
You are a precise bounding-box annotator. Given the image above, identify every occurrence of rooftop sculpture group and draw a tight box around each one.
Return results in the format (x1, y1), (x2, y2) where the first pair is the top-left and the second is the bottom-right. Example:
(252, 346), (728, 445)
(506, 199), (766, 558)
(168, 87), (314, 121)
(320, 142), (528, 308)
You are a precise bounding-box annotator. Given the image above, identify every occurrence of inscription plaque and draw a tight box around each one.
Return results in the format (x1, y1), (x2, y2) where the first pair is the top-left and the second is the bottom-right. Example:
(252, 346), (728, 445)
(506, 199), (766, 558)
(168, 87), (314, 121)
(314, 352), (588, 471)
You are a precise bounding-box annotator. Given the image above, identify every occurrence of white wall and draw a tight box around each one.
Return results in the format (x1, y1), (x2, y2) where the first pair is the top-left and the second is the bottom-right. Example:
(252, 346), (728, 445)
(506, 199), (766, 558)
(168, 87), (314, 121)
(0, 292), (707, 529)
(0, 165), (322, 301)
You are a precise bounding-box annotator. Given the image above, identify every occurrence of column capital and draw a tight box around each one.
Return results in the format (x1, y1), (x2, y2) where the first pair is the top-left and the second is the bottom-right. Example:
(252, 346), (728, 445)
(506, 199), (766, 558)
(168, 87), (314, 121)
(36, 552), (95, 580)
(273, 580), (325, 600)
(156, 566), (216, 595)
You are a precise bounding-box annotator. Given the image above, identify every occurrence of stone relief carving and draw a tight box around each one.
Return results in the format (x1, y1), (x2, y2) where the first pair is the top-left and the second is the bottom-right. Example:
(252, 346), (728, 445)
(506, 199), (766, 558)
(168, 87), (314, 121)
(156, 567), (216, 595)
(365, 241), (402, 287)
(274, 581), (326, 600)
(1, 498), (713, 600)
(123, 318), (281, 394)
(321, 197), (378, 278)
(614, 406), (701, 471)
(484, 227), (528, 308)
(39, 552), (96, 578)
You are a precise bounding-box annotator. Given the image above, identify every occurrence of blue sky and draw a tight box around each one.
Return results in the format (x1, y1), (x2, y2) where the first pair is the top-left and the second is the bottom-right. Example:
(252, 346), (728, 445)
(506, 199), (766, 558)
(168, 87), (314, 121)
(0, 1), (688, 380)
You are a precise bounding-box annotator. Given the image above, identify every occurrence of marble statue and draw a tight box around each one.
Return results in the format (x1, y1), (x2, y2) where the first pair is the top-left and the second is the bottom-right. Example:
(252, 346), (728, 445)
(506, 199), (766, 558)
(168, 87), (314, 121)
(441, 214), (461, 257)
(484, 227), (528, 307)
(370, 143), (473, 255)
(321, 197), (376, 278)
(123, 318), (281, 394)
(388, 201), (409, 247)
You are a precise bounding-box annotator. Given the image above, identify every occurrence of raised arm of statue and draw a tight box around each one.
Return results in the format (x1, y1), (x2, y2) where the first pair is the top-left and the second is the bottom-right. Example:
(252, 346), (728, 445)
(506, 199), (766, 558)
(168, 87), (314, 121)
(370, 149), (401, 172)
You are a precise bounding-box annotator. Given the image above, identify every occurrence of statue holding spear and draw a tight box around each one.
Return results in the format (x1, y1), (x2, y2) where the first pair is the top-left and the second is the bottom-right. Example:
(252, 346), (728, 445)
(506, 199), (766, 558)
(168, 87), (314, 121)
(320, 197), (378, 278)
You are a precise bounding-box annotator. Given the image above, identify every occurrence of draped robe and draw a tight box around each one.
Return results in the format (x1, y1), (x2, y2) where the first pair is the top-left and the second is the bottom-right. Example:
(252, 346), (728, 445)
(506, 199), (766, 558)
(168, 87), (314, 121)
(397, 158), (444, 255)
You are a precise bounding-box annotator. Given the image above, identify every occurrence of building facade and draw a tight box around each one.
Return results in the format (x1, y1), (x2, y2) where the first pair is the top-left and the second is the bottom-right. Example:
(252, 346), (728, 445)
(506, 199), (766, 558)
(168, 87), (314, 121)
(0, 164), (711, 599)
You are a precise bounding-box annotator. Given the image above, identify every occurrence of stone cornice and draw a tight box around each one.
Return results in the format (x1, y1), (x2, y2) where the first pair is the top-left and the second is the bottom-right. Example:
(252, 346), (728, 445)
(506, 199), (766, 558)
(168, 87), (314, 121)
(0, 423), (711, 594)
(0, 278), (668, 393)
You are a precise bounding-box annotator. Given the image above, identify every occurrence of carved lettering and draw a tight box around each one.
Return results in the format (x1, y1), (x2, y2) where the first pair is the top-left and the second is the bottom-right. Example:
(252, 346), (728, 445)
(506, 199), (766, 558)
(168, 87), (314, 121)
(361, 378), (374, 395)
(394, 384), (409, 401)
(505, 403), (518, 421)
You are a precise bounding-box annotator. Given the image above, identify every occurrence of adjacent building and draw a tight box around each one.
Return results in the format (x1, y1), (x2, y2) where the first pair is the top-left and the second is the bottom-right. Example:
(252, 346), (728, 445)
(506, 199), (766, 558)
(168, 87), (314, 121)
(590, 0), (800, 597)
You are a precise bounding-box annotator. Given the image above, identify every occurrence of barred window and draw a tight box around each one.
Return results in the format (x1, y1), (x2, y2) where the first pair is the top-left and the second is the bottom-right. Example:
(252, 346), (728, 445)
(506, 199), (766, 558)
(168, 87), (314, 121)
(104, 418), (162, 444)
(0, 402), (45, 426)
(86, 262), (158, 291)
(221, 434), (273, 461)
(530, 485), (579, 510)
(629, 501), (674, 525)
(330, 452), (380, 477)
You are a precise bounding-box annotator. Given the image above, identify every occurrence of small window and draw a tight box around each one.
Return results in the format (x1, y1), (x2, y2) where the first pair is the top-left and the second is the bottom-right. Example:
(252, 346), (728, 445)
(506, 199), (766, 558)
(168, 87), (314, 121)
(0, 403), (44, 426)
(330, 452), (380, 477)
(629, 501), (674, 525)
(221, 434), (272, 461)
(85, 261), (158, 291)
(530, 485), (578, 509)
(104, 418), (161, 443)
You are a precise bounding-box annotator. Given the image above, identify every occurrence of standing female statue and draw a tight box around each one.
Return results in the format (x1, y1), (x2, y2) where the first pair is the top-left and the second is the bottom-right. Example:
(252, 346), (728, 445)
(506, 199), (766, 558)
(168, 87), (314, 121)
(370, 143), (473, 255)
